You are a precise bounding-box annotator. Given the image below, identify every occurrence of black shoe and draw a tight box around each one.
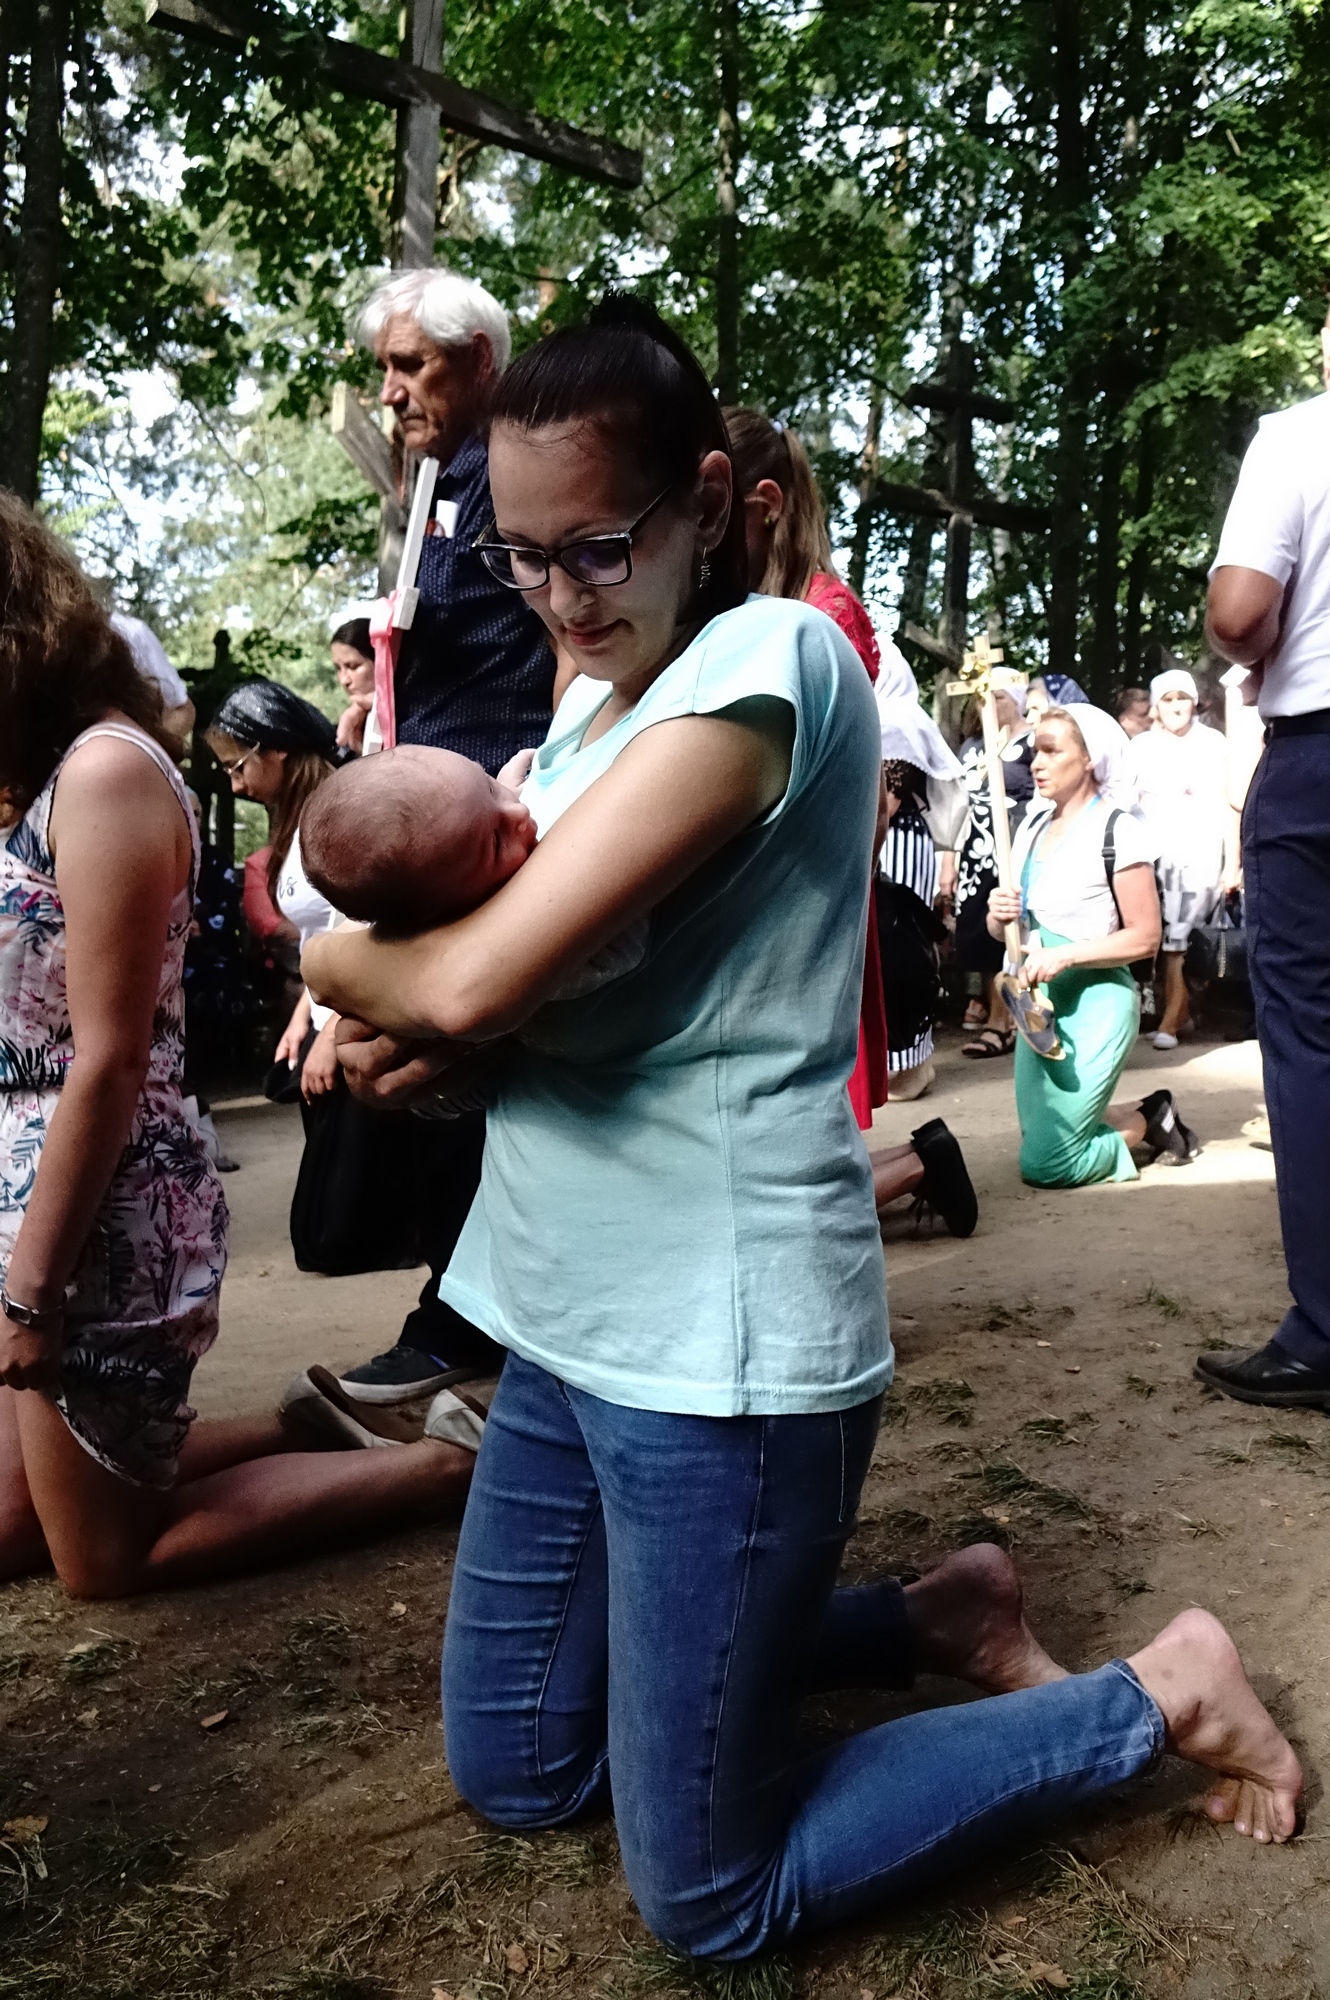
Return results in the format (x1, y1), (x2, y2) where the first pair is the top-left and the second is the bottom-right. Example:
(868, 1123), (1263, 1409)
(338, 1339), (500, 1406)
(909, 1119), (978, 1238)
(1195, 1341), (1330, 1409)
(1140, 1089), (1200, 1164)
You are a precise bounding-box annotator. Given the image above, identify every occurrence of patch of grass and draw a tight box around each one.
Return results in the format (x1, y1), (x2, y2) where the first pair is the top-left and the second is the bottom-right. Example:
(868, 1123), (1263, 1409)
(1122, 1375), (1156, 1399)
(949, 1512), (1015, 1550)
(611, 1940), (797, 1998)
(976, 1460), (1094, 1521)
(907, 1378), (977, 1427)
(1140, 1286), (1183, 1319)
(1107, 1570), (1152, 1596)
(61, 1635), (134, 1684)
(1260, 1429), (1320, 1470)
(864, 1908), (992, 1992)
(0, 1652), (31, 1687)
(248, 1975), (381, 2000)
(471, 1827), (609, 1891)
(880, 1507), (935, 1538)
(929, 1439), (975, 1463)
(1021, 1416), (1071, 1442)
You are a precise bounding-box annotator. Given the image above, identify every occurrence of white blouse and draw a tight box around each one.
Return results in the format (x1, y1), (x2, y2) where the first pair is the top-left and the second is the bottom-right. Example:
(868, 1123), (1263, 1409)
(1011, 797), (1156, 945)
(274, 828), (341, 1030)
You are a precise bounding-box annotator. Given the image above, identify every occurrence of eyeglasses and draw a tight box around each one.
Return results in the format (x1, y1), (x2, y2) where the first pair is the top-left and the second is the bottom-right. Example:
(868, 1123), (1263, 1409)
(216, 746), (258, 778)
(473, 488), (673, 592)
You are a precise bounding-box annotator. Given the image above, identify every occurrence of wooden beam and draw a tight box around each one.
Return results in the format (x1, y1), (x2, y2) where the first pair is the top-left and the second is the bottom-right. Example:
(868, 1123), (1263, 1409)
(904, 382), (1016, 423)
(872, 478), (1049, 534)
(900, 620), (961, 666)
(144, 0), (642, 190)
(330, 383), (398, 502)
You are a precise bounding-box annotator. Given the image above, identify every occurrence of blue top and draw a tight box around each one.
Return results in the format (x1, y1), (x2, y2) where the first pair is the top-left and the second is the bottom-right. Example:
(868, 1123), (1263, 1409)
(440, 593), (893, 1416)
(395, 433), (556, 774)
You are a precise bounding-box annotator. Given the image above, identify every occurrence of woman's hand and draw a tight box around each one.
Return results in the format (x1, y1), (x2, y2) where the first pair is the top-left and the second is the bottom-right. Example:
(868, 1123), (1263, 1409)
(935, 851), (957, 914)
(300, 1016), (342, 1100)
(1020, 942), (1077, 988)
(988, 885), (1022, 926)
(275, 992), (311, 1068)
(334, 1018), (459, 1110)
(0, 1312), (61, 1392)
(337, 698), (371, 753)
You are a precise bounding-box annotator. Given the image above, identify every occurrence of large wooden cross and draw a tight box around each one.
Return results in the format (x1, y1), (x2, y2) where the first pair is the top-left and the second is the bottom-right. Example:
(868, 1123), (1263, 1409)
(146, 0), (642, 589)
(870, 339), (1048, 671)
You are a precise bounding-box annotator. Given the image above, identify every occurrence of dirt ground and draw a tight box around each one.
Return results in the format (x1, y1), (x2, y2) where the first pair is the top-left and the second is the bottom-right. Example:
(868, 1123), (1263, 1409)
(4, 1026), (1328, 2000)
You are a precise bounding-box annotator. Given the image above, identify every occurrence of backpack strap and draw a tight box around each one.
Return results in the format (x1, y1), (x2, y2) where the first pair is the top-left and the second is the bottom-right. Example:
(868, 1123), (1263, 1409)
(1102, 807), (1125, 927)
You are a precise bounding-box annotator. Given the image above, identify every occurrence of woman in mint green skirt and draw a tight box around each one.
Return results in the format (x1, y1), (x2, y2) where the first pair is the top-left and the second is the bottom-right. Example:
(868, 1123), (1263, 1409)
(988, 704), (1200, 1186)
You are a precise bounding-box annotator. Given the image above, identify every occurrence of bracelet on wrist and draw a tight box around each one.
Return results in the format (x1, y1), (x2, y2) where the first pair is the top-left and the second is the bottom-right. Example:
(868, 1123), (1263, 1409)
(1, 1288), (66, 1332)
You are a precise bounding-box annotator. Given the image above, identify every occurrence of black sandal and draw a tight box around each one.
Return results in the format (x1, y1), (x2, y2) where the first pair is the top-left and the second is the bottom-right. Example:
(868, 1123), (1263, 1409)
(909, 1118), (979, 1237)
(961, 1026), (1016, 1060)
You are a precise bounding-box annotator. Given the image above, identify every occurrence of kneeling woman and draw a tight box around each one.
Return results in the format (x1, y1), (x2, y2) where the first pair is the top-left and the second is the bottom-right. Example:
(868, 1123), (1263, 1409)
(988, 703), (1198, 1188)
(309, 307), (1297, 1959)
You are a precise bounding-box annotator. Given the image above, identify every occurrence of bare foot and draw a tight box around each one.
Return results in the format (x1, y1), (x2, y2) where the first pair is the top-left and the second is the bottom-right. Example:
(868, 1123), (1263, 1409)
(1128, 1608), (1302, 1845)
(904, 1543), (1068, 1694)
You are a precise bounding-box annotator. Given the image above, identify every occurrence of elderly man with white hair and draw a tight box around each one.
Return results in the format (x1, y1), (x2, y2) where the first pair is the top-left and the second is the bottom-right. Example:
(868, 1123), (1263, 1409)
(335, 267), (555, 1408)
(1127, 665), (1232, 1048)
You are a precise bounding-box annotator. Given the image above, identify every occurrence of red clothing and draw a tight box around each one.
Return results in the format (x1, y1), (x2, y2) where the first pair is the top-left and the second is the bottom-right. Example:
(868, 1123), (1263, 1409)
(802, 573), (891, 1126)
(243, 848), (287, 941)
(806, 571), (881, 683)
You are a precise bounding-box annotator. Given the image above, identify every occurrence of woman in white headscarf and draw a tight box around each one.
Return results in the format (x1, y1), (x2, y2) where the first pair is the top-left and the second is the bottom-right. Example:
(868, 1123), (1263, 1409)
(874, 688), (963, 1099)
(953, 668), (1037, 1056)
(1127, 667), (1233, 1049)
(988, 704), (1199, 1187)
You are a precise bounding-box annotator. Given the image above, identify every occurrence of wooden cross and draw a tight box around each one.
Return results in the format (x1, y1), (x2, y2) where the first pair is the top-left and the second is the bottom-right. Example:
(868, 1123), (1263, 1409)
(146, 0), (643, 592)
(870, 340), (1048, 670)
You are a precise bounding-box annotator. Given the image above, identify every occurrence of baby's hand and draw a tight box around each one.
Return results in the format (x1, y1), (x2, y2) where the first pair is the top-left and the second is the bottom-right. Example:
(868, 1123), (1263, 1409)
(496, 745), (537, 793)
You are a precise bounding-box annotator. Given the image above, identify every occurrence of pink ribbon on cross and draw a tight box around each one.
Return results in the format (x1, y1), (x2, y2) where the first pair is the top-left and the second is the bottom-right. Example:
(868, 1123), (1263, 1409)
(369, 593), (401, 751)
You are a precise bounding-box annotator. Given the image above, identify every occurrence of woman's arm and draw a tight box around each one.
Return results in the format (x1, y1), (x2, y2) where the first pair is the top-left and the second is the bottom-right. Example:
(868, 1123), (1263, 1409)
(305, 700), (796, 1042)
(1, 741), (186, 1388)
(1019, 863), (1161, 986)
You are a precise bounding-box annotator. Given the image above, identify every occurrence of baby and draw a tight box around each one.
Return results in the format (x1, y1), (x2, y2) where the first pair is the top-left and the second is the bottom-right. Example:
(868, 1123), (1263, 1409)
(300, 744), (538, 934)
(300, 745), (645, 1015)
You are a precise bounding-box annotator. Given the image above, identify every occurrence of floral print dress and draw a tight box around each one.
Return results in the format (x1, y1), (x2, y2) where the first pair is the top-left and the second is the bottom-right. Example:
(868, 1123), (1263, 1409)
(0, 725), (228, 1487)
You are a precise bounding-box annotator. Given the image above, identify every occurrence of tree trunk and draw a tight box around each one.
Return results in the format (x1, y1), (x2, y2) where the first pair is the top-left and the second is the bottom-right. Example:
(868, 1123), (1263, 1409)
(848, 377), (884, 597)
(4, 0), (68, 505)
(1087, 416), (1125, 698)
(1047, 0), (1089, 674)
(714, 0), (741, 402)
(1122, 411), (1156, 677)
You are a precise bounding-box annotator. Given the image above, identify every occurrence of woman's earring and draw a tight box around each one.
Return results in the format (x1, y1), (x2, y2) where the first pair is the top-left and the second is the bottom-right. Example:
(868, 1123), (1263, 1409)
(765, 515), (775, 527)
(699, 555), (712, 588)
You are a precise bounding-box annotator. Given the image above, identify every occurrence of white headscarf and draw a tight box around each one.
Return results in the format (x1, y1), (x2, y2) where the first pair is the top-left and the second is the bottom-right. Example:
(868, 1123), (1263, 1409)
(876, 687), (963, 780)
(1058, 701), (1135, 807)
(990, 665), (1029, 715)
(1150, 667), (1198, 703)
(874, 636), (920, 703)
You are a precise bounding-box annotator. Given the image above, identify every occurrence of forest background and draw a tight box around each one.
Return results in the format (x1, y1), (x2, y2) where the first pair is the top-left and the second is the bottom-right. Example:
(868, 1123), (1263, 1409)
(2, 0), (1328, 712)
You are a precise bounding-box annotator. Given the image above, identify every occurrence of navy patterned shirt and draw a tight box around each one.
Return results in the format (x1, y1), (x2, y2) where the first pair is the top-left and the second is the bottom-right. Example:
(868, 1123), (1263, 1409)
(394, 432), (555, 772)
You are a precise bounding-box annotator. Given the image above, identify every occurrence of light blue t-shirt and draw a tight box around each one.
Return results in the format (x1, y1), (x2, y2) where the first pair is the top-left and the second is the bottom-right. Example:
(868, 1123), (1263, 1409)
(439, 593), (893, 1416)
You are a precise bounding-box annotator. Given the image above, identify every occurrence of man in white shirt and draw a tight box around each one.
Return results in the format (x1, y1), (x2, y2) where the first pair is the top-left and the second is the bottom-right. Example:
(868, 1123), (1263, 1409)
(1196, 314), (1330, 1409)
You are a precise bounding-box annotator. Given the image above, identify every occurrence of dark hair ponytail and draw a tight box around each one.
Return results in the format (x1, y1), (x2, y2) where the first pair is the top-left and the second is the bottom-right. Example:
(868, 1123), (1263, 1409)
(489, 293), (748, 621)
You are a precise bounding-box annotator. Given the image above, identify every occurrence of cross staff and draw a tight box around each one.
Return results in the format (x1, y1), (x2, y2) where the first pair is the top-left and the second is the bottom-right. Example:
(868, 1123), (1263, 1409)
(948, 637), (1065, 1061)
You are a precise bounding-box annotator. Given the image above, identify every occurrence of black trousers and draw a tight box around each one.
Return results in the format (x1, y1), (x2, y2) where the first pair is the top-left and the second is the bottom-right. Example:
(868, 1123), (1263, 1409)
(1244, 719), (1330, 1363)
(397, 1110), (503, 1366)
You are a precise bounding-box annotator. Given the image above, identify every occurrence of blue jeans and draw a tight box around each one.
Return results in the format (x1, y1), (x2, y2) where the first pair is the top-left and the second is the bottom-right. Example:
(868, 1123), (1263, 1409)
(442, 1354), (1164, 1959)
(1243, 726), (1330, 1363)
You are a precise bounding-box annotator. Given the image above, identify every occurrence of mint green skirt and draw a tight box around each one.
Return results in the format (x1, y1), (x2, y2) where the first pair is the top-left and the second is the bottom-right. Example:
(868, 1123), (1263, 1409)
(1014, 931), (1140, 1188)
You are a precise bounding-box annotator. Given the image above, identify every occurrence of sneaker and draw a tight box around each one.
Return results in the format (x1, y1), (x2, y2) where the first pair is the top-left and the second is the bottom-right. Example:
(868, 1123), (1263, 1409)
(337, 1341), (495, 1405)
(279, 1365), (486, 1452)
(1140, 1089), (1200, 1164)
(1151, 1030), (1179, 1051)
(909, 1118), (979, 1238)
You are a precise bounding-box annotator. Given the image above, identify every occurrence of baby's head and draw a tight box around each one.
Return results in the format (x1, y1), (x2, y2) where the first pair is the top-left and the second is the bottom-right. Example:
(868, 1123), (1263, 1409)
(301, 744), (536, 932)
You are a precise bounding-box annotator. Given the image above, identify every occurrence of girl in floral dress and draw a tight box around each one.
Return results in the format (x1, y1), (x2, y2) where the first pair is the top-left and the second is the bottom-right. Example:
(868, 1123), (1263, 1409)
(0, 499), (477, 1596)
